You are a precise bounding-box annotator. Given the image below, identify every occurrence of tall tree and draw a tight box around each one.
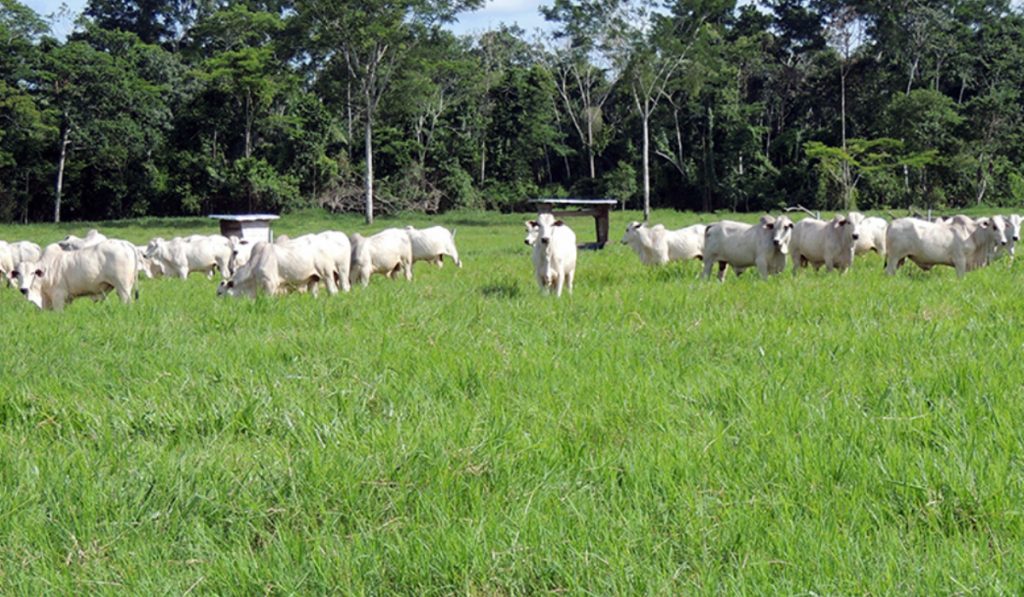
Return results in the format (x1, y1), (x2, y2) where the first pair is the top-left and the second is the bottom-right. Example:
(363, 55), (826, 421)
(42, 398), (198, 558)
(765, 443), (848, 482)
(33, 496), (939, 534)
(296, 0), (482, 224)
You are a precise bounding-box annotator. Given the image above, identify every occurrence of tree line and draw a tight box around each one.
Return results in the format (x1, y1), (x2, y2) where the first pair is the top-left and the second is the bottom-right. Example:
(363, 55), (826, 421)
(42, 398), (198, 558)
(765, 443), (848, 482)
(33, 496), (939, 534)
(1, 0), (1023, 223)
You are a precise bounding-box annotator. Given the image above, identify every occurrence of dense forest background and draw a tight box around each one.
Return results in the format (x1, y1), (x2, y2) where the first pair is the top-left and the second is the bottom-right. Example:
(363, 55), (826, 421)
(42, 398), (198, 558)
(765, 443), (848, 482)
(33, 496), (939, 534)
(2, 0), (1023, 223)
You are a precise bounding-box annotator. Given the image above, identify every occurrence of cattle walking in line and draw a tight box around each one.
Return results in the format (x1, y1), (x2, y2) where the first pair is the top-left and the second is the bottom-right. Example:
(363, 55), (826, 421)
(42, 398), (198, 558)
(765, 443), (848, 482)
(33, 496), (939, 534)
(789, 214), (860, 275)
(145, 235), (232, 279)
(9, 239), (138, 311)
(620, 221), (705, 266)
(526, 213), (576, 297)
(405, 225), (462, 268)
(701, 215), (794, 281)
(848, 212), (888, 258)
(218, 239), (339, 298)
(276, 231), (352, 292)
(349, 228), (414, 287)
(885, 216), (1007, 278)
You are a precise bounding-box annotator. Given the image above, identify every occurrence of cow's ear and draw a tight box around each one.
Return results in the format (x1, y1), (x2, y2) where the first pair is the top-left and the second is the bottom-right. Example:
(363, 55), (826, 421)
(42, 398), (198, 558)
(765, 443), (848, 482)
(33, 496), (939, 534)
(764, 222), (774, 230)
(8, 270), (17, 280)
(554, 220), (565, 226)
(981, 219), (990, 228)
(527, 220), (537, 228)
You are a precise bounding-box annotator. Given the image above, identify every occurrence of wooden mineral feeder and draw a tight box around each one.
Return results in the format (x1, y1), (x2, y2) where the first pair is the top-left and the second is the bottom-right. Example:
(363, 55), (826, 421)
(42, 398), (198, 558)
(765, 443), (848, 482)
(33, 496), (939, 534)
(208, 214), (280, 243)
(528, 199), (617, 249)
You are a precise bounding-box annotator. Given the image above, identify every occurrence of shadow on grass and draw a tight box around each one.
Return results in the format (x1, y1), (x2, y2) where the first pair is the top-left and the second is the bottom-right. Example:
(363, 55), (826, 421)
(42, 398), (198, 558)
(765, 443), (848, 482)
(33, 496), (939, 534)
(480, 283), (522, 299)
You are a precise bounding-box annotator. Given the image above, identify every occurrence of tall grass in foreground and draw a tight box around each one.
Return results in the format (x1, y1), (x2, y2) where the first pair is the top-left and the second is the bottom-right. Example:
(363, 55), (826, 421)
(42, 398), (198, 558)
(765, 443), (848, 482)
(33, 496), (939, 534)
(0, 209), (1023, 594)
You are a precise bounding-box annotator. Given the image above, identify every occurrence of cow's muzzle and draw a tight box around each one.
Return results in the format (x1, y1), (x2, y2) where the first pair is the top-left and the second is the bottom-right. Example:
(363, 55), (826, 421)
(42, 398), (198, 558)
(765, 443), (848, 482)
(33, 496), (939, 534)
(851, 234), (860, 240)
(19, 288), (28, 295)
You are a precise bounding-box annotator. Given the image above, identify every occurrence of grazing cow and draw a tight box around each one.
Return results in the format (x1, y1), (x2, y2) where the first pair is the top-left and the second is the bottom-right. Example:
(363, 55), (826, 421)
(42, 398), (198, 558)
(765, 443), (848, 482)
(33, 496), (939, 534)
(218, 240), (338, 298)
(145, 235), (232, 279)
(620, 221), (705, 266)
(1006, 214), (1022, 260)
(275, 231), (352, 292)
(526, 213), (577, 297)
(58, 229), (107, 251)
(228, 236), (256, 273)
(134, 245), (164, 279)
(0, 241), (42, 285)
(989, 214), (1021, 262)
(885, 216), (1006, 278)
(405, 225), (462, 268)
(848, 212), (888, 257)
(349, 228), (414, 287)
(790, 214), (860, 275)
(9, 240), (138, 311)
(701, 215), (794, 281)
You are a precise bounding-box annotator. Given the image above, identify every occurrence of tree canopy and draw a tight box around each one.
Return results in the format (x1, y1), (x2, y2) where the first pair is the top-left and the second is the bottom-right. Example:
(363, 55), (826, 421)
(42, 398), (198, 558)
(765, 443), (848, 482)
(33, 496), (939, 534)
(3, 0), (1024, 222)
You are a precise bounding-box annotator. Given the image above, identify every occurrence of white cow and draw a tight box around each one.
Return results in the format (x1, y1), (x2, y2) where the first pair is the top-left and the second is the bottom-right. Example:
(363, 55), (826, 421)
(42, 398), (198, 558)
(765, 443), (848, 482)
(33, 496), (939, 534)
(789, 214), (860, 275)
(218, 240), (338, 298)
(145, 235), (232, 279)
(848, 212), (888, 257)
(134, 245), (164, 279)
(701, 215), (794, 281)
(405, 225), (462, 268)
(885, 216), (1006, 278)
(275, 231), (352, 292)
(349, 228), (414, 287)
(620, 221), (705, 266)
(58, 229), (107, 251)
(228, 236), (256, 273)
(990, 214), (1021, 262)
(9, 240), (138, 311)
(0, 241), (42, 285)
(525, 213), (577, 297)
(1006, 214), (1022, 260)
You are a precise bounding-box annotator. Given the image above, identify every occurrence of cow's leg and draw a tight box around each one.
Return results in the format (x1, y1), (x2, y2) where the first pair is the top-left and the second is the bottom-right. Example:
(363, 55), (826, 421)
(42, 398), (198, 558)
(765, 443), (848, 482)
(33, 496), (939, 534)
(323, 270), (338, 295)
(566, 268), (574, 295)
(701, 257), (714, 280)
(404, 259), (413, 281)
(716, 261), (728, 282)
(954, 256), (967, 278)
(884, 253), (900, 276)
(50, 290), (66, 311)
(756, 256), (770, 279)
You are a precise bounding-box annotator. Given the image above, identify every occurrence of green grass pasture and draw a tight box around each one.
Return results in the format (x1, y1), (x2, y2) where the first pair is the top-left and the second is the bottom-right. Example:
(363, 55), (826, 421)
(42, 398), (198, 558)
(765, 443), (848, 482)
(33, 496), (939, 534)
(1, 209), (1022, 593)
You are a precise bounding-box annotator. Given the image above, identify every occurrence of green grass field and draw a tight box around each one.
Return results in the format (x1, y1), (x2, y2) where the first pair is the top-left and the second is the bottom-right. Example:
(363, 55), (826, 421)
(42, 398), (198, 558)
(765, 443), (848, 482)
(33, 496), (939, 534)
(1, 209), (1023, 594)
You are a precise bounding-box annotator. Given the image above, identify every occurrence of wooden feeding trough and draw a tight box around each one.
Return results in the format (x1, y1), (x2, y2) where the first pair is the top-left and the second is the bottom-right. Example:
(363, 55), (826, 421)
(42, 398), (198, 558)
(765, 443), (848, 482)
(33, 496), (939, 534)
(208, 214), (280, 242)
(528, 198), (617, 249)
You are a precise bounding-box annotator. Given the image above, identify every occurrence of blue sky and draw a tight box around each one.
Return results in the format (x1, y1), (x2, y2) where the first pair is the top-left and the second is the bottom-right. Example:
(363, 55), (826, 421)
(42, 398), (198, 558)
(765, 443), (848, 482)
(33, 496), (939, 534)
(23, 0), (554, 40)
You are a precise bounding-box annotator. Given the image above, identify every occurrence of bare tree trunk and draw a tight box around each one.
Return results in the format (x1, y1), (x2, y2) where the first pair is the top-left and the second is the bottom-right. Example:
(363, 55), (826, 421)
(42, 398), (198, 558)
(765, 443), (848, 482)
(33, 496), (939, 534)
(364, 112), (374, 224)
(244, 91), (253, 159)
(642, 113), (650, 221)
(479, 140), (486, 184)
(587, 118), (595, 179)
(54, 124), (70, 223)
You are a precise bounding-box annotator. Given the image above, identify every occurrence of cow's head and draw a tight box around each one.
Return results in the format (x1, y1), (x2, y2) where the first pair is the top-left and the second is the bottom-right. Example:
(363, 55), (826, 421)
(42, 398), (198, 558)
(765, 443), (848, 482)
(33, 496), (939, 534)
(621, 221), (645, 245)
(144, 237), (165, 259)
(534, 213), (565, 246)
(216, 279), (236, 297)
(980, 216), (1008, 246)
(9, 262), (44, 308)
(229, 236), (254, 272)
(834, 214), (861, 242)
(761, 215), (794, 254)
(1009, 214), (1022, 243)
(524, 221), (539, 246)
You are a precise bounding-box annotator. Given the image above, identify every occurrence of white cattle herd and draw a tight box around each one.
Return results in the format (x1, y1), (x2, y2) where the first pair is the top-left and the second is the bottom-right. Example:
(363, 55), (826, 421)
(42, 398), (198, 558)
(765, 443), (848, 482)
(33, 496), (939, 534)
(2, 225), (461, 310)
(0, 211), (1020, 310)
